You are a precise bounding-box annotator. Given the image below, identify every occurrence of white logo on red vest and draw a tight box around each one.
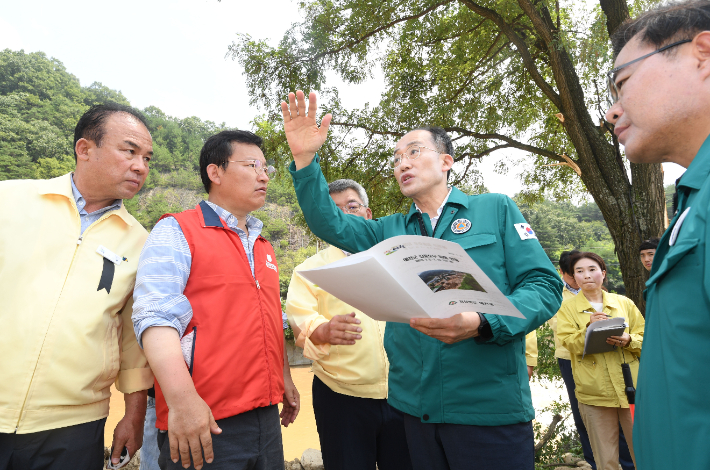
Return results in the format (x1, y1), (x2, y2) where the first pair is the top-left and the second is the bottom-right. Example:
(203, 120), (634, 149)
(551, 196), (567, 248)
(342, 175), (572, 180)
(265, 254), (277, 272)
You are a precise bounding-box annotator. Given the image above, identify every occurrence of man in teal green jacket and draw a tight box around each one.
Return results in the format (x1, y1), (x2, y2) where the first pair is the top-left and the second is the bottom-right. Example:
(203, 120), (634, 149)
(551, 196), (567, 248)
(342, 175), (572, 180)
(282, 91), (562, 470)
(606, 3), (710, 469)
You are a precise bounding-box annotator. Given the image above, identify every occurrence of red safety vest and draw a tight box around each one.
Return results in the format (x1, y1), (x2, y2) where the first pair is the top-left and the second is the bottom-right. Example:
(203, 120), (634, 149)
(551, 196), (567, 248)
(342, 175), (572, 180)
(154, 202), (284, 430)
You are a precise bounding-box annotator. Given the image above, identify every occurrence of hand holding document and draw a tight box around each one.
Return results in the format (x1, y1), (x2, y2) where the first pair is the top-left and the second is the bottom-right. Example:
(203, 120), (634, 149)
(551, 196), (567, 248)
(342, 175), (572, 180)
(297, 235), (524, 323)
(583, 316), (627, 357)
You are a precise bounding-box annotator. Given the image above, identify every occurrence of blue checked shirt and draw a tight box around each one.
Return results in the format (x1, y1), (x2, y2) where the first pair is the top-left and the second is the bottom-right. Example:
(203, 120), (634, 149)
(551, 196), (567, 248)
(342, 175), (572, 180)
(70, 175), (122, 235)
(132, 201), (287, 347)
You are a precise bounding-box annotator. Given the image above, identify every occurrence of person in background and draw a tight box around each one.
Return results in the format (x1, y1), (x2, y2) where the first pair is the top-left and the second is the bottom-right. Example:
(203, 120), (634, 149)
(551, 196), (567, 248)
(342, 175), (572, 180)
(606, 3), (710, 467)
(0, 104), (154, 468)
(551, 251), (634, 470)
(525, 332), (538, 380)
(638, 238), (659, 272)
(557, 252), (644, 470)
(286, 179), (412, 470)
(133, 130), (299, 470)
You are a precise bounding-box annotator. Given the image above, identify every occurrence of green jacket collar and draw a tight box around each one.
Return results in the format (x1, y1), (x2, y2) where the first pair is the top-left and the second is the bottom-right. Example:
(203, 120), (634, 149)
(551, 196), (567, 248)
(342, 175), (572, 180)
(406, 186), (469, 222)
(677, 134), (710, 191)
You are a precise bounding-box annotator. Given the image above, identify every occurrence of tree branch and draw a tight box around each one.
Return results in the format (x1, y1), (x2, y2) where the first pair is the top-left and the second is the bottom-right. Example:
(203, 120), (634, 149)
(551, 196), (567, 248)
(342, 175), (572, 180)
(599, 0), (630, 38)
(328, 121), (565, 163)
(458, 0), (562, 110)
(330, 121), (405, 137)
(445, 126), (565, 162)
(454, 144), (513, 162)
(306, 1), (450, 63)
(534, 413), (564, 453)
(422, 18), (487, 46)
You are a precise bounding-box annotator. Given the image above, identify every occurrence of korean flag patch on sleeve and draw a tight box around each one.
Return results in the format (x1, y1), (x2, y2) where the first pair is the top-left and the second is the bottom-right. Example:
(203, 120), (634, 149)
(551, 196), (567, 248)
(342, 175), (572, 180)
(514, 223), (537, 240)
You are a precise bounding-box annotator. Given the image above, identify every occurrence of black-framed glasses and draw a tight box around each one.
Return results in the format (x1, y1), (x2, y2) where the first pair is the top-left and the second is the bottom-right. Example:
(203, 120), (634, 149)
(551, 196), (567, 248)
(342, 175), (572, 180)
(391, 145), (440, 168)
(337, 202), (366, 214)
(228, 159), (276, 176)
(607, 38), (692, 106)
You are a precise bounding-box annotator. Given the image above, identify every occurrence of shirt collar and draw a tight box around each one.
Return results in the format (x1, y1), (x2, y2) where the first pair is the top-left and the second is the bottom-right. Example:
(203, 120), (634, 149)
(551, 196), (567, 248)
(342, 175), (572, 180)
(36, 173), (133, 226)
(407, 186), (470, 221)
(564, 282), (581, 295)
(677, 134), (710, 191)
(204, 200), (264, 235)
(415, 187), (452, 218)
(70, 173), (122, 215)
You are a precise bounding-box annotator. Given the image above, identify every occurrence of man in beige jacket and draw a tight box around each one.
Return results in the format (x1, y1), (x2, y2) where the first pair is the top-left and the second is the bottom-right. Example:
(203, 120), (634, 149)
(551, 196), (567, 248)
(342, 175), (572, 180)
(286, 179), (412, 470)
(0, 104), (154, 469)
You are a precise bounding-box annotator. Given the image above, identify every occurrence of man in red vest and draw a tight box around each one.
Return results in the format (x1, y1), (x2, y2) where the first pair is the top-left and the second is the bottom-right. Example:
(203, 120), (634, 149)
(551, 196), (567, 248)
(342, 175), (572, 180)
(133, 130), (299, 470)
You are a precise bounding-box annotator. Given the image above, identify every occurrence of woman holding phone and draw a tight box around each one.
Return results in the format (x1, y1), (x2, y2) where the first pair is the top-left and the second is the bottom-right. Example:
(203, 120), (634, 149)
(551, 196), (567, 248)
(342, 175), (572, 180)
(557, 252), (645, 470)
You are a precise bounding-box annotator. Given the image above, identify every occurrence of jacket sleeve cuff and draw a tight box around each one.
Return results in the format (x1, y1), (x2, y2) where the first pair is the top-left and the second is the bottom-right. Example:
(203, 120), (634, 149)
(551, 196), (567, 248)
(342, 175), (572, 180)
(474, 313), (495, 343)
(627, 335), (643, 353)
(526, 357), (538, 367)
(115, 367), (154, 394)
(296, 316), (331, 360)
(289, 154), (321, 180)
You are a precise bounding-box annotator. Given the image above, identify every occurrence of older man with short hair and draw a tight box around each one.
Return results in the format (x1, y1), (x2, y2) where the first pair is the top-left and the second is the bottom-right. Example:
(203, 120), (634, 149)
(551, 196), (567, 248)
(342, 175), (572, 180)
(605, 2), (710, 468)
(281, 91), (562, 470)
(0, 104), (154, 469)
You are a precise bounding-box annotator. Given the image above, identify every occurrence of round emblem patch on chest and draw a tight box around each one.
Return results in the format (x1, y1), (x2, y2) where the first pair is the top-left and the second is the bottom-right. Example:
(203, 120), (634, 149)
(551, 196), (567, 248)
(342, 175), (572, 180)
(451, 218), (472, 234)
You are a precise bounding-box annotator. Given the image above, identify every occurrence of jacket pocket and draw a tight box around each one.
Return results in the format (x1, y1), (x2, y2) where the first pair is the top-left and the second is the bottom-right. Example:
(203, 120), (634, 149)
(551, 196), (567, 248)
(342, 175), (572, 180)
(574, 358), (605, 399)
(455, 233), (497, 251)
(94, 318), (120, 392)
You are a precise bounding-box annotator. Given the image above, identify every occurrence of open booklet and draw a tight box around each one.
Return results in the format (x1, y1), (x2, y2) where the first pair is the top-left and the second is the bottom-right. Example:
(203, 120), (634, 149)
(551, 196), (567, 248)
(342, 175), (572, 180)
(297, 235), (524, 323)
(583, 316), (627, 357)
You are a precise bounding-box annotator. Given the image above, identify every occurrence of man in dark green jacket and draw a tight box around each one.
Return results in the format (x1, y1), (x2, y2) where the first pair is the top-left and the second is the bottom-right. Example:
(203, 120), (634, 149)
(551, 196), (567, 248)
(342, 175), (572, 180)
(282, 91), (562, 470)
(606, 3), (710, 469)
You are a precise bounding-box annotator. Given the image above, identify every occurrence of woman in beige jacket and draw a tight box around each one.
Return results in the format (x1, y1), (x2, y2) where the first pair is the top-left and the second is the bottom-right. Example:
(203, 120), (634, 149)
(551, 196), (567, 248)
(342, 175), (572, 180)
(557, 252), (644, 470)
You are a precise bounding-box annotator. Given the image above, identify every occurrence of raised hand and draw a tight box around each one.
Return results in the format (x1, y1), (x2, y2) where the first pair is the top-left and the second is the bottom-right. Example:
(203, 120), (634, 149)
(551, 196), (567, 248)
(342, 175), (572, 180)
(281, 90), (332, 170)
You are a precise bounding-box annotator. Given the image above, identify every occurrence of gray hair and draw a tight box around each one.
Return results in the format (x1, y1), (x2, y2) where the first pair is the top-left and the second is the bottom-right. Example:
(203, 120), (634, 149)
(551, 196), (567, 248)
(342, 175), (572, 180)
(328, 179), (369, 207)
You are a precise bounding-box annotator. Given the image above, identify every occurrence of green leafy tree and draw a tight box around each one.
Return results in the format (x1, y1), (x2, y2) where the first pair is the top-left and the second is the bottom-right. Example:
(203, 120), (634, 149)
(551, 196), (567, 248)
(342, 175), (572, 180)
(232, 0), (666, 313)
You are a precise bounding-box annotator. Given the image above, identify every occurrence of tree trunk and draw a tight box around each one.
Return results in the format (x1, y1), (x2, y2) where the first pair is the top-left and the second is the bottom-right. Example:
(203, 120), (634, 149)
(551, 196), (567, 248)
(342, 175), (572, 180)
(599, 0), (631, 37)
(516, 0), (663, 313)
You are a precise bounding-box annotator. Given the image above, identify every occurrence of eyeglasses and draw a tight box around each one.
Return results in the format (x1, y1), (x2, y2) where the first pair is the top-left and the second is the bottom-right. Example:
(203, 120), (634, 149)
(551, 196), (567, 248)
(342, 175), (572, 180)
(228, 159), (276, 176)
(337, 202), (366, 214)
(606, 38), (691, 106)
(391, 145), (440, 168)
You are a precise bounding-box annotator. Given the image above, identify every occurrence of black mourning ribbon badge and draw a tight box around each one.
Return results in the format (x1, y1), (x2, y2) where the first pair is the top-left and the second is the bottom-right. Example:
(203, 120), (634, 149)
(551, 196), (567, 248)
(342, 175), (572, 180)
(98, 258), (115, 294)
(96, 245), (123, 294)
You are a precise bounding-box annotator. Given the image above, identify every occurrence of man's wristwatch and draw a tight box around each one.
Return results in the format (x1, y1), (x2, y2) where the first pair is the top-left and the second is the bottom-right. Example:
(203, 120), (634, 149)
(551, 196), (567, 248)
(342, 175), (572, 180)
(474, 312), (494, 343)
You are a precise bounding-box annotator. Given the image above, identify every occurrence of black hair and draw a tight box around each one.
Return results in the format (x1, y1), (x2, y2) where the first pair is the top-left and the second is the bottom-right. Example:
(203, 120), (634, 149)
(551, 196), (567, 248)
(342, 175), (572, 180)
(73, 103), (150, 161)
(413, 126), (454, 181)
(199, 130), (264, 193)
(612, 1), (710, 58)
(639, 237), (660, 251)
(559, 249), (581, 275)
